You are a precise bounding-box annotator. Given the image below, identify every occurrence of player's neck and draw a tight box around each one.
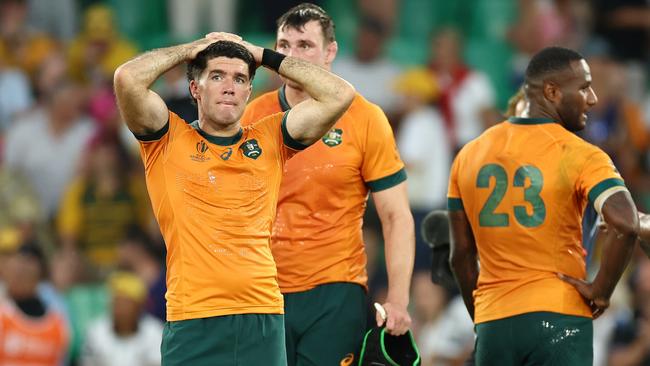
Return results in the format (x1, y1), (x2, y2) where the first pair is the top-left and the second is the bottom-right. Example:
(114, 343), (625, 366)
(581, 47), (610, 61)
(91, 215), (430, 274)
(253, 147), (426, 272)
(198, 118), (241, 137)
(283, 85), (311, 108)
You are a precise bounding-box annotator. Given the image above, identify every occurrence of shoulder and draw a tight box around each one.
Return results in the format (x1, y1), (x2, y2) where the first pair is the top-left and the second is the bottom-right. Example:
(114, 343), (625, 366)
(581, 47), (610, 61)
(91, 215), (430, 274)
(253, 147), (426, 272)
(242, 90), (281, 126)
(347, 94), (387, 124)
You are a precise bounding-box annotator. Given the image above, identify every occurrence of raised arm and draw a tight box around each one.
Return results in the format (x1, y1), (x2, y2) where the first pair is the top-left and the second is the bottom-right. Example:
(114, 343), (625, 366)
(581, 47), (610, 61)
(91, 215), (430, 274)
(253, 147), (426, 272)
(449, 209), (479, 320)
(561, 191), (639, 318)
(113, 33), (240, 135)
(235, 41), (355, 145)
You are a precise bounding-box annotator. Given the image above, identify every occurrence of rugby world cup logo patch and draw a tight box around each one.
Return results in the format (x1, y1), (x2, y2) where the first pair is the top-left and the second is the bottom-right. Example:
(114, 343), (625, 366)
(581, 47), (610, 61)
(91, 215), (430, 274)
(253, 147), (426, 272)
(190, 140), (211, 162)
(240, 139), (262, 159)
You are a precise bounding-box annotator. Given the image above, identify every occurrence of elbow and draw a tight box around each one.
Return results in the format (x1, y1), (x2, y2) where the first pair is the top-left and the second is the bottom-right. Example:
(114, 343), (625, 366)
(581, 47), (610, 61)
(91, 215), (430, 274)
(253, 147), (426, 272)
(113, 65), (130, 90)
(340, 81), (356, 108)
(610, 215), (640, 243)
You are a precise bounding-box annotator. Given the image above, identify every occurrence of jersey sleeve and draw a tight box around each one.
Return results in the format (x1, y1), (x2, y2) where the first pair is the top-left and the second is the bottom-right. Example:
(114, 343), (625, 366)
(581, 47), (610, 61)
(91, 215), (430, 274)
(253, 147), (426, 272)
(361, 104), (406, 192)
(134, 111), (183, 170)
(577, 147), (626, 214)
(447, 151), (463, 211)
(251, 111), (308, 164)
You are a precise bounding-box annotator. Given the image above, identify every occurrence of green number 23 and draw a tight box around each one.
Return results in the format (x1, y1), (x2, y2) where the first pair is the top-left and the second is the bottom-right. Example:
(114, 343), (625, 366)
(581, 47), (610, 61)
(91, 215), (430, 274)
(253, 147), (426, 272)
(476, 164), (546, 227)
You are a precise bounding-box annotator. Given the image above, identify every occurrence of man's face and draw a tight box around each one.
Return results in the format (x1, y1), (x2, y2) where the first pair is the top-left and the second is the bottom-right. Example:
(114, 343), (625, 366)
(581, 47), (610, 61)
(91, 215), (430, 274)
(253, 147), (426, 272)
(190, 56), (252, 127)
(276, 20), (336, 87)
(557, 59), (598, 132)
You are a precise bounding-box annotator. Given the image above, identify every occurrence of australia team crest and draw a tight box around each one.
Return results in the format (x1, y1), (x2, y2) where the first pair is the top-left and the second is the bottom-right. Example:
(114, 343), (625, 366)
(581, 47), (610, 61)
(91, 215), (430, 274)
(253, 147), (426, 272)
(322, 128), (343, 147)
(240, 139), (262, 159)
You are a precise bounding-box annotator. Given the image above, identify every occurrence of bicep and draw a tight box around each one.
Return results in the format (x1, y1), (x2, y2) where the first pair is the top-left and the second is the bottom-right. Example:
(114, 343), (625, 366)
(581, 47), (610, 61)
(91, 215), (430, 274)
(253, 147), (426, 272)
(601, 190), (639, 235)
(114, 84), (169, 136)
(372, 182), (411, 223)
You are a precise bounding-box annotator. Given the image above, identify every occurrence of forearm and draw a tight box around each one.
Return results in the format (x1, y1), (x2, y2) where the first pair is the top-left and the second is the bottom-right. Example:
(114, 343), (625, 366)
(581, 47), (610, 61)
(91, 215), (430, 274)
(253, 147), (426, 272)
(639, 212), (650, 242)
(276, 56), (355, 143)
(114, 44), (192, 93)
(382, 214), (415, 306)
(609, 341), (648, 366)
(450, 254), (478, 320)
(592, 228), (636, 299)
(279, 57), (352, 106)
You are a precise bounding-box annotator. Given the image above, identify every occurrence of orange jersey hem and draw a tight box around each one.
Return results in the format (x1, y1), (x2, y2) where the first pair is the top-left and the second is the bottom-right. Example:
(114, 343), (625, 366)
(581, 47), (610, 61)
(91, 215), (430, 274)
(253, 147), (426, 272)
(475, 306), (592, 324)
(167, 304), (284, 321)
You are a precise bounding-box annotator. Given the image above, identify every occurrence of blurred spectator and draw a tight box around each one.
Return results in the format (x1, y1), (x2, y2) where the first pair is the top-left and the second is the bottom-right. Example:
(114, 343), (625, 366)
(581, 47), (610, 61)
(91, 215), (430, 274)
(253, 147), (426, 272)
(410, 272), (447, 366)
(594, 0), (650, 63)
(394, 68), (450, 270)
(0, 242), (69, 366)
(67, 4), (138, 85)
(0, 0), (59, 80)
(57, 131), (151, 273)
(167, 0), (236, 38)
(609, 255), (650, 365)
(157, 64), (198, 123)
(0, 58), (33, 132)
(427, 28), (497, 150)
(117, 230), (166, 322)
(333, 14), (402, 118)
(358, 0), (398, 33)
(80, 271), (163, 366)
(504, 86), (527, 118)
(27, 0), (78, 41)
(3, 80), (95, 217)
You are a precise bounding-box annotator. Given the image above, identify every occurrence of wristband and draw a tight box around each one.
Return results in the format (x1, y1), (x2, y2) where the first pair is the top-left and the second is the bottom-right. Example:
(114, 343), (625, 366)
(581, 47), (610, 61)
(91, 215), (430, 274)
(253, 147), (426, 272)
(261, 48), (286, 72)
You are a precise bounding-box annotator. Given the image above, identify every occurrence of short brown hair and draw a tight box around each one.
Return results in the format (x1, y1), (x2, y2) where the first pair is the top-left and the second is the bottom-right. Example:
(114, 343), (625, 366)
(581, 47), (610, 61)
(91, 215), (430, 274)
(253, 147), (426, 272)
(277, 3), (335, 44)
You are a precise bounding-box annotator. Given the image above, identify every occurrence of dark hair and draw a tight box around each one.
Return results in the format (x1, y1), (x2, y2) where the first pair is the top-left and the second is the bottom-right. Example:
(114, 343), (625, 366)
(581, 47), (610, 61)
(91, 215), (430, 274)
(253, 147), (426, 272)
(525, 46), (584, 82)
(277, 3), (335, 43)
(17, 241), (48, 279)
(186, 40), (256, 83)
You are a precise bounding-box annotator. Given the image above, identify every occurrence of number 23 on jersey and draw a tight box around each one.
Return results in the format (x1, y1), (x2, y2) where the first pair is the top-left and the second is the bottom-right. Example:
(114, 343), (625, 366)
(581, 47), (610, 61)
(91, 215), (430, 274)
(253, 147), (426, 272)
(477, 164), (546, 227)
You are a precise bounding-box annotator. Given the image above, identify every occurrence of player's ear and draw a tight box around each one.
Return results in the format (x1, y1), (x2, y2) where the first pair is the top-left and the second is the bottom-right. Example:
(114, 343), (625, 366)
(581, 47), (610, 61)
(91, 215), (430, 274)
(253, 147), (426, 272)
(325, 41), (338, 66)
(542, 80), (561, 104)
(189, 79), (200, 101)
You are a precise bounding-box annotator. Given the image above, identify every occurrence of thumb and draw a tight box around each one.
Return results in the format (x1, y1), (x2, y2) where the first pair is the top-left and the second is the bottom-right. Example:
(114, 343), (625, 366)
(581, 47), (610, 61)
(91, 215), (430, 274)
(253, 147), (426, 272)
(376, 311), (385, 327)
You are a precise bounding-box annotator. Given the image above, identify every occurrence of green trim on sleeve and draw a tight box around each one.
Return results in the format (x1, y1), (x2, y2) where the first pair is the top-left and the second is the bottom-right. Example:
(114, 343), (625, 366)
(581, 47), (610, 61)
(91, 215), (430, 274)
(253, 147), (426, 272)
(447, 198), (464, 211)
(366, 168), (407, 192)
(588, 178), (625, 205)
(133, 120), (170, 141)
(281, 111), (309, 150)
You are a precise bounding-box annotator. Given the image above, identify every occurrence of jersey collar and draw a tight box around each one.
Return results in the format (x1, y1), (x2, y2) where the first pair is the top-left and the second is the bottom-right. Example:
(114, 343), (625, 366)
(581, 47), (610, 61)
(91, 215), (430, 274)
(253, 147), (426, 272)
(278, 85), (291, 112)
(190, 120), (243, 146)
(508, 117), (556, 125)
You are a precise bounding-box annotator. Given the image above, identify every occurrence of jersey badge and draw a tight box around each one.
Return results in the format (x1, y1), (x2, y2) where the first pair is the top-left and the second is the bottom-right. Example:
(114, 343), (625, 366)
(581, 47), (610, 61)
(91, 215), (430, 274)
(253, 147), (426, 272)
(322, 128), (343, 147)
(240, 139), (262, 159)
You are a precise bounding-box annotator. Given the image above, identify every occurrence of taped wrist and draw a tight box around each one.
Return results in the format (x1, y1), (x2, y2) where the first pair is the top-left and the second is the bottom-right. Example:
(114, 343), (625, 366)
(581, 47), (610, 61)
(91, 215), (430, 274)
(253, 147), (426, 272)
(261, 49), (286, 72)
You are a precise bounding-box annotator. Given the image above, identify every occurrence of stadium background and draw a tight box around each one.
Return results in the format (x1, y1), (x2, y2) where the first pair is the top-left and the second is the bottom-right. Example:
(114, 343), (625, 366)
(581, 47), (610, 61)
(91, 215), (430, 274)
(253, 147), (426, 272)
(0, 0), (649, 365)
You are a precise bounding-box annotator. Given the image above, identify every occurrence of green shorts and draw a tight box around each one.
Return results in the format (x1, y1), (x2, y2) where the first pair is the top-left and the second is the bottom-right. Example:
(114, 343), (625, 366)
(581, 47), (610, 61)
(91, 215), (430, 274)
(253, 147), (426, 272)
(475, 311), (592, 366)
(161, 313), (286, 366)
(284, 282), (368, 366)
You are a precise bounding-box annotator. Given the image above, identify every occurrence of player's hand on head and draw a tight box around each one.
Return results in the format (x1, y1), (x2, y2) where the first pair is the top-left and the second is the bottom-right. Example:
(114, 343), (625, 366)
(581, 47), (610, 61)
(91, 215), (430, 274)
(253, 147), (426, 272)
(558, 273), (609, 319)
(204, 32), (242, 42)
(376, 302), (412, 336)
